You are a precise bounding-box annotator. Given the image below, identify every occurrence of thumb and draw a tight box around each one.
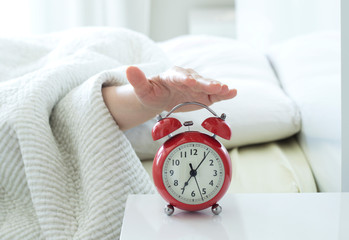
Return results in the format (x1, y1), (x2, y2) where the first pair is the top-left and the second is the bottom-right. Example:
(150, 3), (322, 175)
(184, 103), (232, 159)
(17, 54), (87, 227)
(126, 66), (149, 91)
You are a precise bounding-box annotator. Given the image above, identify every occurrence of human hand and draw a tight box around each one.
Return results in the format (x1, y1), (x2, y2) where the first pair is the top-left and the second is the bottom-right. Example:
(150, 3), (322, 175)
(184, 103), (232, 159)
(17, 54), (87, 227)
(126, 66), (237, 114)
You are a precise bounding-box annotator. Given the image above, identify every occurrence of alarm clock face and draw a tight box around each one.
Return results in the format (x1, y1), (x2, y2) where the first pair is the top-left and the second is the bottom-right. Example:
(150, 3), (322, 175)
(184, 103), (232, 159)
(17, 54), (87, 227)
(162, 142), (225, 205)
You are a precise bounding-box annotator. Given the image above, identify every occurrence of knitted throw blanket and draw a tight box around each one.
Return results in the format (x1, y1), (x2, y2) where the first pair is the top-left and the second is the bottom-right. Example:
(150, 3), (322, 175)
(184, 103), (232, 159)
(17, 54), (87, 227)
(0, 28), (169, 239)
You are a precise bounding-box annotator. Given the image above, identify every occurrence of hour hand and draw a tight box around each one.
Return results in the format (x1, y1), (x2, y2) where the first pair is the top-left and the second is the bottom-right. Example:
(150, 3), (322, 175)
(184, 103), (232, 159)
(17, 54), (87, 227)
(181, 181), (189, 194)
(181, 163), (195, 194)
(189, 163), (197, 177)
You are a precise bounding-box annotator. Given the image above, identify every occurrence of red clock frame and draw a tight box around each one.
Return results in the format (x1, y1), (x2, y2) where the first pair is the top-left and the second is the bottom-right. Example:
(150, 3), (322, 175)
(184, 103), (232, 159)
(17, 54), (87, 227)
(152, 131), (232, 212)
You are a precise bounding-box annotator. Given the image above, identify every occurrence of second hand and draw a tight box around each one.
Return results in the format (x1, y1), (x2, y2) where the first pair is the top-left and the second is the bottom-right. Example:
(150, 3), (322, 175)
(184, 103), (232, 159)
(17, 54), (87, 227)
(190, 163), (204, 200)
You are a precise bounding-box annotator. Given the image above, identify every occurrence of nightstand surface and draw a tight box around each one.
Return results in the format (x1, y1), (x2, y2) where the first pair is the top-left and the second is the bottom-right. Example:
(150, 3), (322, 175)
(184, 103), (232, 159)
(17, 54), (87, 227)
(120, 193), (349, 240)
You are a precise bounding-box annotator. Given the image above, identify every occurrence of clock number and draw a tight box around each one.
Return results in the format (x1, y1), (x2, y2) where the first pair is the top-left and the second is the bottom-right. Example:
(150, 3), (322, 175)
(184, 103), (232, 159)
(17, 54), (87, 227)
(202, 188), (207, 195)
(174, 180), (178, 186)
(172, 159), (180, 166)
(180, 149), (198, 158)
(191, 191), (195, 197)
(169, 170), (174, 176)
(213, 170), (217, 176)
(190, 149), (198, 156)
(209, 180), (214, 186)
(209, 159), (214, 166)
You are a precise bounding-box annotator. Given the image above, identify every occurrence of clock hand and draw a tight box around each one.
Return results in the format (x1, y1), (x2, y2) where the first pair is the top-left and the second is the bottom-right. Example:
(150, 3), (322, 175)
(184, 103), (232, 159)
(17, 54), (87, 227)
(189, 163), (204, 201)
(181, 151), (210, 195)
(181, 179), (190, 194)
(193, 176), (204, 201)
(195, 151), (210, 171)
(189, 163), (196, 176)
(181, 163), (196, 194)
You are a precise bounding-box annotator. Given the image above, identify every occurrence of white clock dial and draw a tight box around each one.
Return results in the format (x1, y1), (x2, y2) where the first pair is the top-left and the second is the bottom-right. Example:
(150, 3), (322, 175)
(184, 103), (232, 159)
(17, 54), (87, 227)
(162, 142), (225, 205)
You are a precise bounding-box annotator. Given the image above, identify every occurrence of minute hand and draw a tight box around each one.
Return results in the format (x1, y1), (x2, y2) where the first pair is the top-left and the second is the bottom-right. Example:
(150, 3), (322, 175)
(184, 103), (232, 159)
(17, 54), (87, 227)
(195, 151), (210, 171)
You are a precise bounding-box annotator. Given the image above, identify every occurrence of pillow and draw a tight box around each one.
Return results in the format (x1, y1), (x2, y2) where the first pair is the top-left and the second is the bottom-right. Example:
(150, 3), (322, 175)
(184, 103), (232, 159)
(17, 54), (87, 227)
(266, 31), (341, 192)
(125, 35), (301, 160)
(267, 31), (341, 140)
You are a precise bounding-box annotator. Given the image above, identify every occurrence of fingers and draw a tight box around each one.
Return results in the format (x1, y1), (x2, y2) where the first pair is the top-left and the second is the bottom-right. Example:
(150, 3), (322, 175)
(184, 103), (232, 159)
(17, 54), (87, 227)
(194, 78), (224, 94)
(188, 72), (237, 103)
(209, 89), (238, 103)
(184, 75), (232, 96)
(182, 74), (238, 104)
(170, 66), (233, 95)
(127, 65), (237, 107)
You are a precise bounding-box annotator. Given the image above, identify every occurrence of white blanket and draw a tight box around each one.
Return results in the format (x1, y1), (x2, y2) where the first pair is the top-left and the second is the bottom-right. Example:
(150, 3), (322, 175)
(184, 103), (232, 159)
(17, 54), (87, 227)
(0, 28), (169, 239)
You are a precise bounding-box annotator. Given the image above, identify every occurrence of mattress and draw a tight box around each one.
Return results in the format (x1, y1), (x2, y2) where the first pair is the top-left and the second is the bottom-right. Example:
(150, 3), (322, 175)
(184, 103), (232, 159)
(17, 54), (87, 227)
(142, 136), (317, 193)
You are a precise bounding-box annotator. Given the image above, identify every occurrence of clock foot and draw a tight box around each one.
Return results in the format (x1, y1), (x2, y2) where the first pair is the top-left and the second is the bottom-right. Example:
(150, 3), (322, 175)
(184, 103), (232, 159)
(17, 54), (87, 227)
(211, 203), (222, 215)
(164, 204), (174, 216)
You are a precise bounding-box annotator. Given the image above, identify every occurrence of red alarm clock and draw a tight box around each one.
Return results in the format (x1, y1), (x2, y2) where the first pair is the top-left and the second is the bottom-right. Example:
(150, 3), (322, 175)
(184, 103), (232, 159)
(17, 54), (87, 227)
(152, 102), (232, 216)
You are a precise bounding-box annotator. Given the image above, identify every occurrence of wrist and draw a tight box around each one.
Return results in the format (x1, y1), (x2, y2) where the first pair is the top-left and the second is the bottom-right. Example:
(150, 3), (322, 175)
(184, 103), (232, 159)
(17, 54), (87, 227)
(102, 85), (163, 131)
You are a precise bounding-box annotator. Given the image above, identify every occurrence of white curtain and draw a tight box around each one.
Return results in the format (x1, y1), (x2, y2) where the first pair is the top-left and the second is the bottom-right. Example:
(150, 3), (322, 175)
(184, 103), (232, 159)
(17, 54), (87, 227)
(0, 0), (151, 37)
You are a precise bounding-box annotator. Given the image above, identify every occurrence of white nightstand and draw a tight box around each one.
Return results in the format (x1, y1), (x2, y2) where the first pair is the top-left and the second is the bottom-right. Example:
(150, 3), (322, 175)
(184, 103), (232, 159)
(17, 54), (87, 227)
(120, 193), (349, 240)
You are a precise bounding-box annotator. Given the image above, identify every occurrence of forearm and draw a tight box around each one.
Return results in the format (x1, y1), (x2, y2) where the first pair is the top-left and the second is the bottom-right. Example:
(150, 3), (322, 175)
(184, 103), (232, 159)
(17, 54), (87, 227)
(102, 85), (160, 131)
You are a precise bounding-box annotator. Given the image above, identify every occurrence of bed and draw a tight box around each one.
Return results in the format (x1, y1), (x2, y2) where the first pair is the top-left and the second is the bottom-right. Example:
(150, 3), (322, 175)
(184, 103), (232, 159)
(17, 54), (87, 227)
(123, 33), (340, 193)
(0, 27), (339, 238)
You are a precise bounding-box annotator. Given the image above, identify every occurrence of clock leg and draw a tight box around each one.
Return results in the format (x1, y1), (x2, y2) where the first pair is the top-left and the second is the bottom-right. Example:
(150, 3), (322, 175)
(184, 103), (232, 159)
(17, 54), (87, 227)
(211, 203), (222, 215)
(164, 204), (174, 216)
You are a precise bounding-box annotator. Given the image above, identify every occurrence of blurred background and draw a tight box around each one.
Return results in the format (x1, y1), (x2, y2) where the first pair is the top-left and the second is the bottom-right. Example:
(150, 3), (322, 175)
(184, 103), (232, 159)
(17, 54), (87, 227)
(0, 0), (344, 191)
(0, 0), (340, 51)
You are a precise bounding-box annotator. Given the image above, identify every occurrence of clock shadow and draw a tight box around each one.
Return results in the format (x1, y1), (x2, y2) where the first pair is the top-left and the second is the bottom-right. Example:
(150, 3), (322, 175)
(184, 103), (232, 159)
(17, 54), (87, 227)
(171, 209), (215, 219)
(155, 208), (246, 240)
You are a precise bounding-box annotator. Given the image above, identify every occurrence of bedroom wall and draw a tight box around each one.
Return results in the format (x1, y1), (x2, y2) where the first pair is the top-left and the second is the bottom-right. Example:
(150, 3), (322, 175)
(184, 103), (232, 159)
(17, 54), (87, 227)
(342, 1), (349, 193)
(235, 0), (340, 52)
(149, 0), (234, 41)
